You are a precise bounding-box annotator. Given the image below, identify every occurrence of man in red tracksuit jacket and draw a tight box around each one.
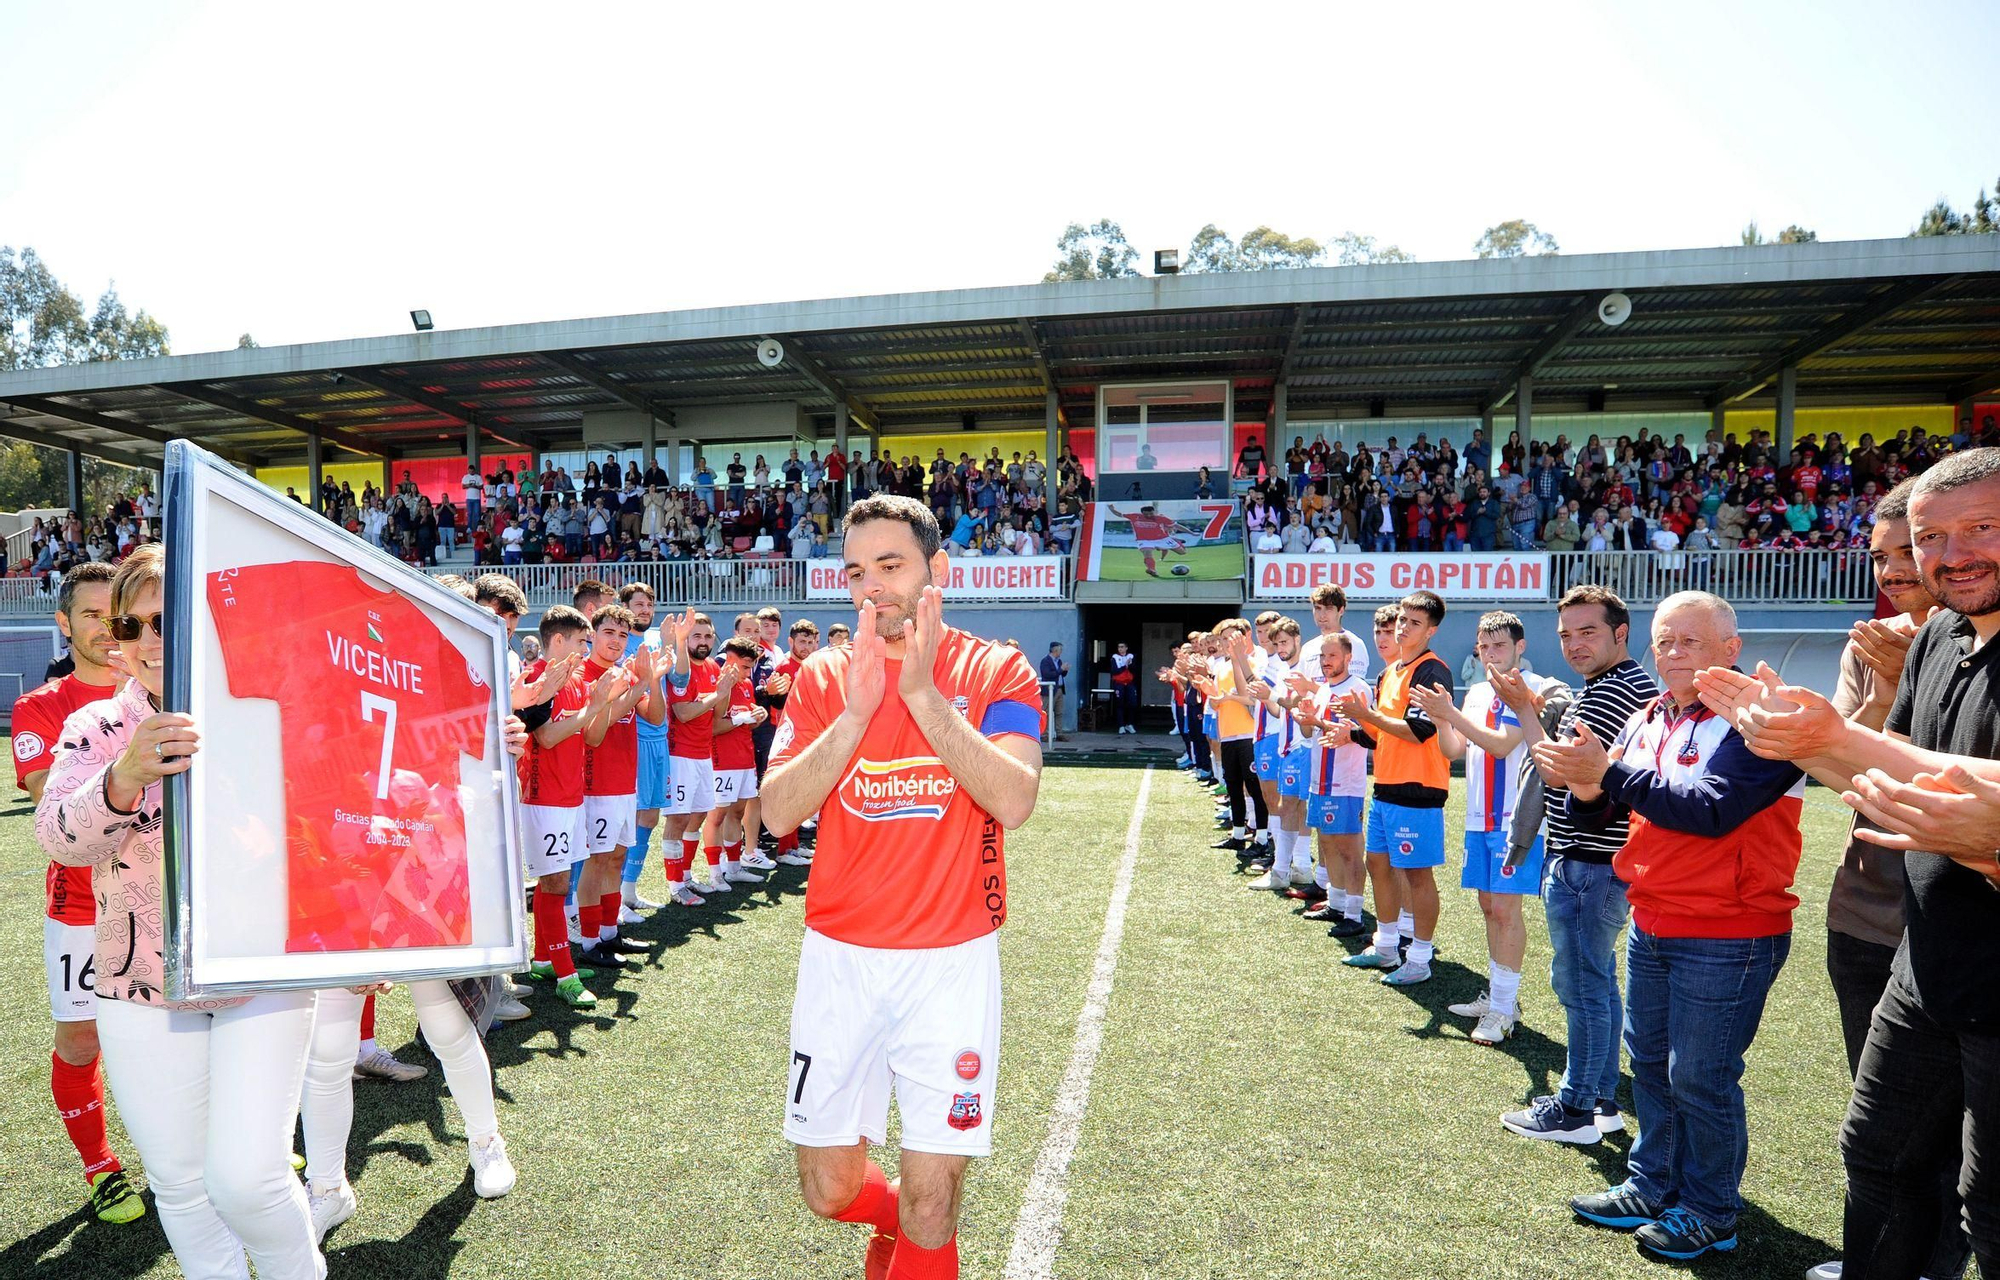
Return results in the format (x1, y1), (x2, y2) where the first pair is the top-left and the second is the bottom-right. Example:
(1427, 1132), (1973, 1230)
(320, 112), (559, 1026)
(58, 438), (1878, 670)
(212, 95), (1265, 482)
(1530, 590), (1805, 1262)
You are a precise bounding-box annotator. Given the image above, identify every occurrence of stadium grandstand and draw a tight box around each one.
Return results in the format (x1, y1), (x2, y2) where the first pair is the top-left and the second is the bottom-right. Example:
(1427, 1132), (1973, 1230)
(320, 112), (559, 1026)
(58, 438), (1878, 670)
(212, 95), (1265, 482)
(0, 234), (1996, 727)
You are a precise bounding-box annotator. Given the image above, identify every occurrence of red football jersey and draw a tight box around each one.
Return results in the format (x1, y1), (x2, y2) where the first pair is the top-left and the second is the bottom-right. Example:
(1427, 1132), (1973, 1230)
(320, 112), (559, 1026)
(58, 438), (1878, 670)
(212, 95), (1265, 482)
(713, 664), (757, 770)
(206, 561), (490, 954)
(521, 661), (590, 807)
(770, 626), (1043, 950)
(13, 673), (118, 924)
(772, 654), (805, 726)
(581, 656), (640, 796)
(668, 659), (718, 759)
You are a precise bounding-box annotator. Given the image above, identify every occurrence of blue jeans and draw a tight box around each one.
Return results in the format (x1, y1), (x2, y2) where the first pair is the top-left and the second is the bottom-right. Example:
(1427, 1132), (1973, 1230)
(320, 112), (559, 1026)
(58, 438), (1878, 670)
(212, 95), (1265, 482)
(1543, 854), (1629, 1112)
(1370, 531), (1395, 552)
(1511, 519), (1539, 549)
(1624, 926), (1791, 1230)
(464, 495), (481, 527)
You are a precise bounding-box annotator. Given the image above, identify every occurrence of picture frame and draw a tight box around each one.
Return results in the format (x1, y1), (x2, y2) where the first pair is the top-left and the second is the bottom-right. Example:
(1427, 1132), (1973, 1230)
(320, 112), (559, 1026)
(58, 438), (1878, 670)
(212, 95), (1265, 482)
(160, 441), (527, 1000)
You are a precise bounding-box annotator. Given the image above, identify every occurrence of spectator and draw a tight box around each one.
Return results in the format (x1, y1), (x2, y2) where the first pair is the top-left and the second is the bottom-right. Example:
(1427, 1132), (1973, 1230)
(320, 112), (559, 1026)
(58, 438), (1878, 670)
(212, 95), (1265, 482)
(1235, 435), (1267, 481)
(1509, 483), (1541, 550)
(1039, 643), (1069, 740)
(1544, 501), (1582, 552)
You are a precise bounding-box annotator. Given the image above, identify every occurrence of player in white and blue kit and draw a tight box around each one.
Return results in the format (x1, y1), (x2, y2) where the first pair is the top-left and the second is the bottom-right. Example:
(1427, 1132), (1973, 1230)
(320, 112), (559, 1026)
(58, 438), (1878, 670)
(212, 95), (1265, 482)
(619, 582), (673, 916)
(1294, 632), (1373, 936)
(1245, 617), (1310, 889)
(1409, 611), (1559, 1046)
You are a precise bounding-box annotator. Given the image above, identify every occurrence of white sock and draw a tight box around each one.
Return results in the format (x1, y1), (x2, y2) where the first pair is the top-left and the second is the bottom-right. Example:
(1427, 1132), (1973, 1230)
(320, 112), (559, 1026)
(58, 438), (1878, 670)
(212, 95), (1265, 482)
(1407, 938), (1434, 967)
(1231, 826), (1247, 840)
(667, 877), (685, 894)
(1344, 892), (1365, 921)
(357, 1037), (378, 1059)
(1257, 820), (1275, 846)
(619, 880), (638, 897)
(1372, 925), (1398, 954)
(1285, 829), (1308, 875)
(723, 858), (738, 875)
(1314, 863), (1330, 890)
(1490, 962), (1522, 1018)
(598, 924), (616, 943)
(1397, 909), (1415, 941)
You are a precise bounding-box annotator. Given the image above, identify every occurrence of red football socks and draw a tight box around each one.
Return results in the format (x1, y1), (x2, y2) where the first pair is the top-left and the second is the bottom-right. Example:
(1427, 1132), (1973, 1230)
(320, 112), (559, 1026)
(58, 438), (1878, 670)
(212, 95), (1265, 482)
(666, 835), (698, 883)
(777, 831), (799, 853)
(598, 891), (622, 936)
(704, 844), (723, 868)
(888, 1235), (958, 1280)
(724, 840), (743, 864)
(358, 992), (377, 1041)
(533, 889), (575, 978)
(832, 1162), (901, 1236)
(51, 1053), (119, 1180)
(578, 900), (602, 941)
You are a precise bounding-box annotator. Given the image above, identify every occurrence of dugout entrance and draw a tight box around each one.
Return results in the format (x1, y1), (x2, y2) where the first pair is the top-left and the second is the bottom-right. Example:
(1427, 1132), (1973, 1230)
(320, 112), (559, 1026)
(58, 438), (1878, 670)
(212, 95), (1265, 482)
(1077, 601), (1233, 730)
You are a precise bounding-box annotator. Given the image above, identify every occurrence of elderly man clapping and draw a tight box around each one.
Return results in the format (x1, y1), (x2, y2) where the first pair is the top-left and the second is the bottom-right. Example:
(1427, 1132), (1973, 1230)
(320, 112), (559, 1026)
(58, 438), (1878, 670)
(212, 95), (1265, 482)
(1530, 591), (1806, 1262)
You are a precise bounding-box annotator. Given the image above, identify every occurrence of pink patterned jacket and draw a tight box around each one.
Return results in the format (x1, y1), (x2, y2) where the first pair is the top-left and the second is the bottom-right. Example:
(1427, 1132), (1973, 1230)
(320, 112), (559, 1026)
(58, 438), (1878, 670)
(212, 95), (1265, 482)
(36, 679), (242, 1011)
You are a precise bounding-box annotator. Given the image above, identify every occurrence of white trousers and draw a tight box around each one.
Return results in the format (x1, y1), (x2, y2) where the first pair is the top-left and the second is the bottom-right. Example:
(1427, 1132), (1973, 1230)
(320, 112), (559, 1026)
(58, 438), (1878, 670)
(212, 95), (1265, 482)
(95, 991), (322, 1280)
(301, 983), (500, 1188)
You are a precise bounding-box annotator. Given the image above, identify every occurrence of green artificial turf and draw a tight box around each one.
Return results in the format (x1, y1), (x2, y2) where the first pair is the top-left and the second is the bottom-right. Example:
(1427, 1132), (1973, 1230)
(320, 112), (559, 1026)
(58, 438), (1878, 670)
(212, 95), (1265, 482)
(0, 773), (1873, 1279)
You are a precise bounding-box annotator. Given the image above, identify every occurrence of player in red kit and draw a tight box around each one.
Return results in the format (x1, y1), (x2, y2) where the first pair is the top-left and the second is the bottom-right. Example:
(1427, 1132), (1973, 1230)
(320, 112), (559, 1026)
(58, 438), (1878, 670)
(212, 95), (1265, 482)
(661, 613), (742, 904)
(701, 636), (770, 890)
(763, 496), (1044, 1280)
(1108, 504), (1191, 577)
(766, 619), (819, 866)
(519, 606), (628, 1008)
(575, 603), (662, 971)
(12, 561), (143, 1224)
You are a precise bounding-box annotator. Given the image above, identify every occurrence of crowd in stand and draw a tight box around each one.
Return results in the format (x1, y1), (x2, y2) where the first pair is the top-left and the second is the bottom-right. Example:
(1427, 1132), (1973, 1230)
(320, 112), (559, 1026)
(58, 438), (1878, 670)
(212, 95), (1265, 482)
(18, 489), (161, 582)
(289, 445), (1097, 568)
(1228, 410), (2000, 556)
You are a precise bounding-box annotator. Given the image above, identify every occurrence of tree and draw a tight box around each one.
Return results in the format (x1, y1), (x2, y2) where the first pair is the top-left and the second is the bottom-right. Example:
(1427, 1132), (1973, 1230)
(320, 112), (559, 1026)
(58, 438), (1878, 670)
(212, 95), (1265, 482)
(0, 249), (172, 369)
(1183, 224), (1411, 272)
(0, 442), (58, 513)
(1184, 224), (1245, 274)
(1238, 226), (1324, 270)
(1328, 232), (1414, 265)
(1912, 174), (1998, 236)
(1474, 219), (1560, 258)
(1043, 220), (1139, 282)
(1742, 221), (1818, 245)
(236, 333), (260, 349)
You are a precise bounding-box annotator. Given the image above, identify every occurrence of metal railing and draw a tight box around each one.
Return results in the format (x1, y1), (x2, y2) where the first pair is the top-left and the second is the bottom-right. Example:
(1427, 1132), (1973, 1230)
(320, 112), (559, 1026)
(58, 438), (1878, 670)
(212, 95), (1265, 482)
(421, 556), (1075, 609)
(1540, 548), (1876, 606)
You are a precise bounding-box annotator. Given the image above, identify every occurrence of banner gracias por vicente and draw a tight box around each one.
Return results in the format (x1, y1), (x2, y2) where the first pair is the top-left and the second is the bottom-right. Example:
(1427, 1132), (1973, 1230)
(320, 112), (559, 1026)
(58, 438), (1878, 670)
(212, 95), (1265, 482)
(1253, 553), (1549, 601)
(806, 555), (1066, 601)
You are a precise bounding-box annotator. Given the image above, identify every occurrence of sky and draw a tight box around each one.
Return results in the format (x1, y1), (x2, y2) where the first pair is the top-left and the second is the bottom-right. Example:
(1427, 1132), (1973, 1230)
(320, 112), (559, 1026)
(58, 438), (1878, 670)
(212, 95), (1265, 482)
(1, 0), (1993, 357)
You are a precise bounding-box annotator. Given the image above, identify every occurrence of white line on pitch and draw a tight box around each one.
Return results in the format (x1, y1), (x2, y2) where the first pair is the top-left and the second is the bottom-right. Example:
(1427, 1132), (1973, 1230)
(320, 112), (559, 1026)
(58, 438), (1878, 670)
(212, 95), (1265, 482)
(1003, 765), (1154, 1280)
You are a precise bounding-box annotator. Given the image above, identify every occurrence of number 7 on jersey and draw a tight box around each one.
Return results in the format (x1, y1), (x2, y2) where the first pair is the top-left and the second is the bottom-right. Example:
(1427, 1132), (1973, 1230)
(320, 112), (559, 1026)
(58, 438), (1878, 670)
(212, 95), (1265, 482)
(361, 692), (399, 800)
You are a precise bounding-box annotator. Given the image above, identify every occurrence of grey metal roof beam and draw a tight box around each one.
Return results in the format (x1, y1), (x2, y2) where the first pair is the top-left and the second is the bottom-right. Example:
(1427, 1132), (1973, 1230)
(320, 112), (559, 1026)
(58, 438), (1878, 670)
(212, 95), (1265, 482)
(1706, 276), (1962, 408)
(151, 383), (393, 460)
(1480, 295), (1599, 412)
(1277, 306), (1313, 383)
(1945, 367), (2000, 402)
(330, 368), (545, 453)
(774, 337), (878, 430)
(0, 395), (257, 465)
(0, 412), (160, 471)
(538, 351), (667, 419)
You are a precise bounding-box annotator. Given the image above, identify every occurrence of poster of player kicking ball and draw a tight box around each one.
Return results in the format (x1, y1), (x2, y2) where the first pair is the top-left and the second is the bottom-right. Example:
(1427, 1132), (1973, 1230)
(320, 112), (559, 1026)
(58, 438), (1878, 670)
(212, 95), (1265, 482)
(158, 441), (527, 999)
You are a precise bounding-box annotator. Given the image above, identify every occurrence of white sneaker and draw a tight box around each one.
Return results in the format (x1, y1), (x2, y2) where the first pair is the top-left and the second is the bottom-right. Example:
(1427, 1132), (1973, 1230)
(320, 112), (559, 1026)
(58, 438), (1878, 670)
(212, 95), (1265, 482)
(777, 852), (812, 866)
(469, 1134), (517, 1199)
(668, 885), (707, 907)
(353, 1046), (428, 1082)
(700, 875), (733, 894)
(492, 993), (531, 1022)
(1805, 1264), (1842, 1280)
(567, 927), (586, 946)
(1471, 1010), (1517, 1045)
(725, 866), (765, 883)
(617, 904), (645, 926)
(1447, 991), (1493, 1019)
(1246, 870), (1285, 891)
(504, 979), (532, 1000)
(307, 1180), (357, 1242)
(740, 851), (777, 871)
(623, 888), (663, 911)
(1287, 866), (1315, 886)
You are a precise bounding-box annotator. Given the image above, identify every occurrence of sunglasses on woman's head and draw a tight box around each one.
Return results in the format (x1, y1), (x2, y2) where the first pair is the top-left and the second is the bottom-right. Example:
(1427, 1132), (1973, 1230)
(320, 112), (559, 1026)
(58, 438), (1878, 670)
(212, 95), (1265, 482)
(105, 613), (163, 642)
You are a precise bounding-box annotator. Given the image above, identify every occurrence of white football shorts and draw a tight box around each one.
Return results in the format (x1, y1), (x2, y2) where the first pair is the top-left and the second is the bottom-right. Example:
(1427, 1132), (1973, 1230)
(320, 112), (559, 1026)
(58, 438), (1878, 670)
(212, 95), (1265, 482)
(521, 804), (587, 877)
(583, 793), (638, 854)
(45, 918), (97, 1023)
(666, 756), (714, 816)
(785, 927), (1001, 1158)
(713, 767), (758, 808)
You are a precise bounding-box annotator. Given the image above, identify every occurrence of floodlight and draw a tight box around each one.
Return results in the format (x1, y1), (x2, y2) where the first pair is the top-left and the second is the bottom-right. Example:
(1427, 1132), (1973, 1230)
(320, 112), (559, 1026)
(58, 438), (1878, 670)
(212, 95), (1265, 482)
(1154, 249), (1181, 275)
(411, 309), (434, 331)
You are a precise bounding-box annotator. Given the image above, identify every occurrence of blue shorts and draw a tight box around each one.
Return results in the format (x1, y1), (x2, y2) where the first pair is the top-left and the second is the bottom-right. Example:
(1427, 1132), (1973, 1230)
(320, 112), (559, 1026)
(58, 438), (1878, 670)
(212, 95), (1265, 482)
(1202, 711), (1218, 740)
(1461, 829), (1544, 895)
(1278, 746), (1311, 799)
(1307, 794), (1363, 835)
(637, 736), (669, 810)
(1252, 735), (1282, 779)
(1367, 799), (1446, 869)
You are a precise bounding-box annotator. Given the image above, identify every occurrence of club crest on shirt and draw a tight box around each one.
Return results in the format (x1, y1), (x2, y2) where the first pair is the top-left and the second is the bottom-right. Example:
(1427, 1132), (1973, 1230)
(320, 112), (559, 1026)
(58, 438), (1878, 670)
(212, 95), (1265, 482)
(13, 731), (45, 762)
(951, 694), (970, 716)
(1676, 738), (1701, 765)
(838, 756), (957, 822)
(947, 1091), (982, 1131)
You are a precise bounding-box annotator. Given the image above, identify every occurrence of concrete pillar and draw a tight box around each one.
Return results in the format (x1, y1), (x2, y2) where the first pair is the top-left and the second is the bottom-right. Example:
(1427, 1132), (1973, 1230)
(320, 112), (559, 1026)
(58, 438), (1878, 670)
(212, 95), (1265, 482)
(1273, 382), (1289, 452)
(1956, 398), (1977, 441)
(664, 434), (680, 483)
(305, 431), (324, 505)
(465, 416), (481, 474)
(834, 402), (850, 462)
(1710, 405), (1728, 446)
(65, 449), (83, 511)
(1515, 374), (1533, 454)
(1044, 390), (1060, 515)
(642, 413), (658, 466)
(1774, 366), (1798, 460)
